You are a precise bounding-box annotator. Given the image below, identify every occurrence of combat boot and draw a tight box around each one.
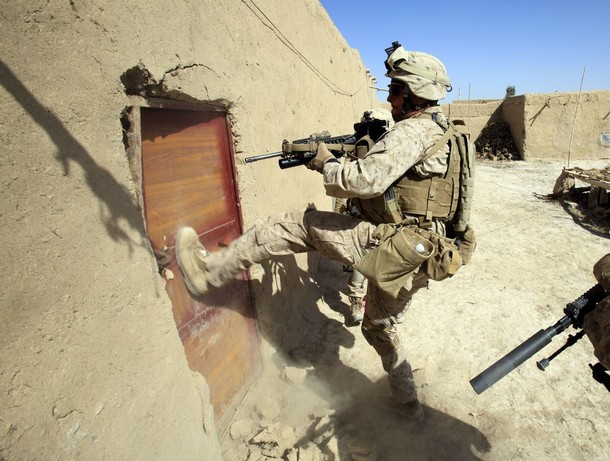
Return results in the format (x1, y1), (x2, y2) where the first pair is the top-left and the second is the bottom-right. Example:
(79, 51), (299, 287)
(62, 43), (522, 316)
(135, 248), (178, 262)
(347, 296), (364, 325)
(176, 227), (211, 295)
(393, 399), (425, 422)
(375, 395), (425, 422)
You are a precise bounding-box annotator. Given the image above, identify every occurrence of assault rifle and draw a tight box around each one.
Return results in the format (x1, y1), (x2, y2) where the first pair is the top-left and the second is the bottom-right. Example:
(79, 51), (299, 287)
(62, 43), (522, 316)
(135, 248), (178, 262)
(244, 119), (388, 169)
(469, 283), (607, 394)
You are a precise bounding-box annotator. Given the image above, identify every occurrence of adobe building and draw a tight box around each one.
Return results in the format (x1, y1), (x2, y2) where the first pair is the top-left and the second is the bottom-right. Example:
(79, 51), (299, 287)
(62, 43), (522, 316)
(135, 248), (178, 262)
(2, 2), (608, 460)
(1, 2), (376, 459)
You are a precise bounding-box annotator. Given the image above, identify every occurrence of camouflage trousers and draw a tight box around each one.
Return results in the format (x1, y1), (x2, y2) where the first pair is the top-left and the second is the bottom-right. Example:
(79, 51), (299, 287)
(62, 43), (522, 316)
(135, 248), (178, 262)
(204, 207), (429, 403)
(584, 295), (610, 370)
(347, 268), (367, 299)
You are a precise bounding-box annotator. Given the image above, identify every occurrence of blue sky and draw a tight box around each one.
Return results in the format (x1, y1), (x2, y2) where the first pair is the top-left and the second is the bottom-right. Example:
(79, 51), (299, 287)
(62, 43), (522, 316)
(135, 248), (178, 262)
(319, 0), (610, 103)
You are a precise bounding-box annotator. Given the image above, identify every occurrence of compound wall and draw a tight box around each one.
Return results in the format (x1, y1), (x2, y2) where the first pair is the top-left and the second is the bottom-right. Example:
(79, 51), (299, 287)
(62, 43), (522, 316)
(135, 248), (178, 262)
(0, 1), (375, 459)
(445, 90), (610, 161)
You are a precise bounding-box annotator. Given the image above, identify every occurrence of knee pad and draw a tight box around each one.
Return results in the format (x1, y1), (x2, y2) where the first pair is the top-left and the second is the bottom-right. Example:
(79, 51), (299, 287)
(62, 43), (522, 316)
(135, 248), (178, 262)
(361, 315), (401, 357)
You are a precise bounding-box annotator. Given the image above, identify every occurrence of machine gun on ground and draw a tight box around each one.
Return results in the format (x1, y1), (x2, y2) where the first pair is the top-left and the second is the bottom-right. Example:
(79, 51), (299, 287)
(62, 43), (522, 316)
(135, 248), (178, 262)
(469, 283), (607, 394)
(245, 119), (388, 169)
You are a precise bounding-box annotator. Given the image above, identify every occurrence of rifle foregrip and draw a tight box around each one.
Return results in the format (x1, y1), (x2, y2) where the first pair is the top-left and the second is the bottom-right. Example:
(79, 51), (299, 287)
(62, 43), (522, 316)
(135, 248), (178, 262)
(278, 152), (316, 169)
(566, 283), (606, 327)
(470, 327), (556, 394)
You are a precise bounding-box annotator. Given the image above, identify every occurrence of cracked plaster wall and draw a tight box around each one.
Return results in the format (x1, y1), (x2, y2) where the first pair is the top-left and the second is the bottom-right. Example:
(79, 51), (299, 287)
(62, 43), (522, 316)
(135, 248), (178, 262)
(0, 1), (376, 459)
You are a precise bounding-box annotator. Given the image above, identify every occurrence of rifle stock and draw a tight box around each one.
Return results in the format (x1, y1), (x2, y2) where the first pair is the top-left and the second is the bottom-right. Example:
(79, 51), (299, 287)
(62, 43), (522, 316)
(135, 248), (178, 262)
(469, 284), (606, 394)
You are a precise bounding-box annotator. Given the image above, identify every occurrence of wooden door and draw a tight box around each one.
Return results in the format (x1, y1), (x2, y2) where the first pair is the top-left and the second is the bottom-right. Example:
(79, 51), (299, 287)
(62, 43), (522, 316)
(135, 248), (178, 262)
(140, 106), (261, 433)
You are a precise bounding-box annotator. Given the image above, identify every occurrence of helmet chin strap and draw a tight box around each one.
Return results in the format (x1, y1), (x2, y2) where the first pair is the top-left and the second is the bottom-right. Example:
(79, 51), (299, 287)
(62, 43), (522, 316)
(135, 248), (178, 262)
(401, 88), (436, 115)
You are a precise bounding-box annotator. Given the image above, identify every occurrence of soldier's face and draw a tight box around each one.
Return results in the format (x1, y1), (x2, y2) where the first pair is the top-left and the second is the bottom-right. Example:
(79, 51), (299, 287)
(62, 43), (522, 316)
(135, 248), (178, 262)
(387, 82), (406, 122)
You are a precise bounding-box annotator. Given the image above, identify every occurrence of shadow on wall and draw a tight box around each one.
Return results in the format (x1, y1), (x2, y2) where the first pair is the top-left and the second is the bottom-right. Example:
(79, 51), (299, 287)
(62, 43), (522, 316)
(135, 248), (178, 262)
(0, 60), (145, 249)
(236, 252), (492, 460)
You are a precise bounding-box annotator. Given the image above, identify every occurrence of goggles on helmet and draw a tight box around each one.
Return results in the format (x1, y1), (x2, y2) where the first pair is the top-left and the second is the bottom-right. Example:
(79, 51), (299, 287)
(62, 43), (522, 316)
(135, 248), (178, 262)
(384, 43), (451, 87)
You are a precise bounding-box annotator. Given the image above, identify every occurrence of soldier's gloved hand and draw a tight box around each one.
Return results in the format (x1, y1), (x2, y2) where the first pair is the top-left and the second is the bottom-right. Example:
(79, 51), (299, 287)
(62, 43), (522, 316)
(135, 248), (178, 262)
(593, 253), (610, 291)
(306, 142), (335, 173)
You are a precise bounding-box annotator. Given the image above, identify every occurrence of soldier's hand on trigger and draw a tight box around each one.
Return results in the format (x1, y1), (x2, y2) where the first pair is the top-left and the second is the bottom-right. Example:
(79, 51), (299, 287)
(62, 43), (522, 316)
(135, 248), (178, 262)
(593, 253), (610, 291)
(306, 142), (335, 173)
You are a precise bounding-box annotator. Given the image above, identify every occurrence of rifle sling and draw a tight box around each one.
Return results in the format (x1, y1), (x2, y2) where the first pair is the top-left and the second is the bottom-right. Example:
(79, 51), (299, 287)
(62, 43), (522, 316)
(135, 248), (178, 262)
(420, 124), (455, 163)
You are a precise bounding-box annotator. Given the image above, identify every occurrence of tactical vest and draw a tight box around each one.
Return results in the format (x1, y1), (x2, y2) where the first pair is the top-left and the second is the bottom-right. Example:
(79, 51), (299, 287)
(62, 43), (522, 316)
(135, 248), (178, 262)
(351, 112), (472, 230)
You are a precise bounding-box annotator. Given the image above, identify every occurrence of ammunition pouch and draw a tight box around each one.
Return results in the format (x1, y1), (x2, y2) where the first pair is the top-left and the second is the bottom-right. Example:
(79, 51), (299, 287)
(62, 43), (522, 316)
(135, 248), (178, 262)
(354, 224), (434, 299)
(416, 228), (462, 281)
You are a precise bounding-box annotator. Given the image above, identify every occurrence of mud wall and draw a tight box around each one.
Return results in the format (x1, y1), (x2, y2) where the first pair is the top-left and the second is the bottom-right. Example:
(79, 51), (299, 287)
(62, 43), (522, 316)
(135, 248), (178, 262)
(0, 1), (375, 459)
(511, 91), (610, 161)
(500, 96), (526, 157)
(445, 90), (610, 161)
(443, 99), (503, 139)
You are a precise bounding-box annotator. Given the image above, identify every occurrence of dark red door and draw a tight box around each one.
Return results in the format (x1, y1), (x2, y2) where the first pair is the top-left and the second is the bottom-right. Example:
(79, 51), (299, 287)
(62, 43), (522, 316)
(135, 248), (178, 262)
(140, 107), (261, 433)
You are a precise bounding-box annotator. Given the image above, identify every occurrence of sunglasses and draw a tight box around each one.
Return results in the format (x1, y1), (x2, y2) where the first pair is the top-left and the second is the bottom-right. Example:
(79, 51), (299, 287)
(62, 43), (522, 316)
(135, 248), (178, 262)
(388, 84), (405, 97)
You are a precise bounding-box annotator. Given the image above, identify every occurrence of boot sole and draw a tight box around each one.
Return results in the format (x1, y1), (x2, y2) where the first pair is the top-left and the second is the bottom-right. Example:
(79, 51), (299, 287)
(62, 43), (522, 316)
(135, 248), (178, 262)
(175, 227), (208, 295)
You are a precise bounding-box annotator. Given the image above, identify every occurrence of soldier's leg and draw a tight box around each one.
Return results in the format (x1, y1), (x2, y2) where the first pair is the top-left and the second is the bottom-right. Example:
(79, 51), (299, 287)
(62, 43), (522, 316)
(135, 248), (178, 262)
(361, 269), (429, 408)
(176, 208), (376, 295)
(346, 269), (366, 324)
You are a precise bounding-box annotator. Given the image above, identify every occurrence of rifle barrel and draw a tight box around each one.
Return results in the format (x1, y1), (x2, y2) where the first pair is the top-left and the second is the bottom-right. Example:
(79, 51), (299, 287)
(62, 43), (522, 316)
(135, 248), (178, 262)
(244, 151), (283, 163)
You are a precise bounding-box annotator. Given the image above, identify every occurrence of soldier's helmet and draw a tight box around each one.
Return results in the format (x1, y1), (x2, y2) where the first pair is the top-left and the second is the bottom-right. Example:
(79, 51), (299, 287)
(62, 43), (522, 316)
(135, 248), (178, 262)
(384, 43), (451, 101)
(360, 108), (394, 130)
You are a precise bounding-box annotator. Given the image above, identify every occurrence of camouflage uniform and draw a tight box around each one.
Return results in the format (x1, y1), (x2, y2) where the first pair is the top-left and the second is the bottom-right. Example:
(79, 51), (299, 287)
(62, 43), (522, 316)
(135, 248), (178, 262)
(333, 196), (366, 323)
(585, 297), (610, 369)
(193, 107), (450, 404)
(584, 253), (610, 369)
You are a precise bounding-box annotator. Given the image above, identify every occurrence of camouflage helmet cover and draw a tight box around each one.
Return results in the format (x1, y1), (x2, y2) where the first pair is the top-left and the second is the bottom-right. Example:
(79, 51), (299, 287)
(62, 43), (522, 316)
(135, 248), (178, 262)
(385, 45), (451, 101)
(360, 108), (394, 130)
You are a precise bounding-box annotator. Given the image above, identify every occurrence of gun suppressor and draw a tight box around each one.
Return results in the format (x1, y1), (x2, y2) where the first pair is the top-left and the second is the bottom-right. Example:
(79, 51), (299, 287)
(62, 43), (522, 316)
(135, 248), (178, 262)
(469, 284), (605, 395)
(469, 323), (565, 394)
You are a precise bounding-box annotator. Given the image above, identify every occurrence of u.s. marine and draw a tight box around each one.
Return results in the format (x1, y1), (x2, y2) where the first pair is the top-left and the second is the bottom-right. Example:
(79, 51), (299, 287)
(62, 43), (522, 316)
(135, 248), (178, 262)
(175, 41), (475, 421)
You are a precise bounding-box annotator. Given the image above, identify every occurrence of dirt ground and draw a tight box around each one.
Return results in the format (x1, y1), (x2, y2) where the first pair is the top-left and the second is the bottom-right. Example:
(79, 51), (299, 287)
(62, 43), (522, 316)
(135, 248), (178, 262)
(220, 159), (610, 461)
